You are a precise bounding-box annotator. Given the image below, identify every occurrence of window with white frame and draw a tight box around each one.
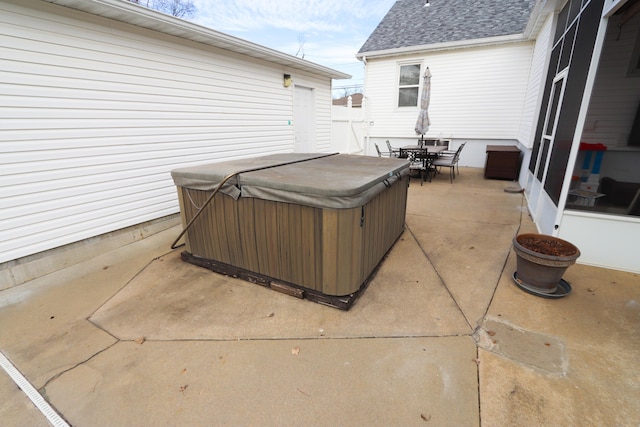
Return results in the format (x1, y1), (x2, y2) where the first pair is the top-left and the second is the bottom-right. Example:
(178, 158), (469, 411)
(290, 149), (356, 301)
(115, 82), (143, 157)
(398, 64), (421, 107)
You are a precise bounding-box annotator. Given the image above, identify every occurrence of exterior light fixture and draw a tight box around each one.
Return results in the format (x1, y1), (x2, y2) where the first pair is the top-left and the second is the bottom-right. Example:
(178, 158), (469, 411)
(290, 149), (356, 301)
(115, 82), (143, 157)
(283, 74), (292, 87)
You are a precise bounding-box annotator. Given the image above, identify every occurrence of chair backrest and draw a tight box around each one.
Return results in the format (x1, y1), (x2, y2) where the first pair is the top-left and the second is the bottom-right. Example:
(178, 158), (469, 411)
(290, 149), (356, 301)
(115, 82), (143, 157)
(453, 142), (466, 162)
(374, 143), (383, 157)
(386, 140), (394, 152)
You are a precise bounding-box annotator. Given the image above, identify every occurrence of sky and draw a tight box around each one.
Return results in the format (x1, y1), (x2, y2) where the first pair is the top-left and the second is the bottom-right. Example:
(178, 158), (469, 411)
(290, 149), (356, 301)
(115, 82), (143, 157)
(189, 0), (397, 97)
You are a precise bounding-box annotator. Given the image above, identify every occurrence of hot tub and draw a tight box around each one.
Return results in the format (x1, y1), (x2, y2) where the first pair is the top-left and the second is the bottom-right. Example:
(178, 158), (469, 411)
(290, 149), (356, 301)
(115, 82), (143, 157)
(171, 153), (410, 309)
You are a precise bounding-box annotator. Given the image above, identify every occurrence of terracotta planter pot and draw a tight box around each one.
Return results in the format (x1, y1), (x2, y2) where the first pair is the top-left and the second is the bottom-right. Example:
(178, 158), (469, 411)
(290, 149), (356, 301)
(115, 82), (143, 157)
(513, 233), (580, 293)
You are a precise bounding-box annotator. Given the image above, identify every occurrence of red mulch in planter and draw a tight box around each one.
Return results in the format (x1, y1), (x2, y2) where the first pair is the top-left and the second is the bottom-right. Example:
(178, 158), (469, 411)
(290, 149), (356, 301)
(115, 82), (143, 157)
(518, 236), (578, 257)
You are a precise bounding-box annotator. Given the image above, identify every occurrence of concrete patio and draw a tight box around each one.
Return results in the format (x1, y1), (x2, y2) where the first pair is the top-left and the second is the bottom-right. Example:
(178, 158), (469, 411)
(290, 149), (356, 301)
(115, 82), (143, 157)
(1, 167), (639, 426)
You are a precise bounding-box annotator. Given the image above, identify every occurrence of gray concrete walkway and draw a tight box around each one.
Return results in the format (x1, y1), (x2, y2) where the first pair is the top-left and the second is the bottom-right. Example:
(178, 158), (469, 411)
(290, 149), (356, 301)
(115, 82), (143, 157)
(1, 168), (639, 426)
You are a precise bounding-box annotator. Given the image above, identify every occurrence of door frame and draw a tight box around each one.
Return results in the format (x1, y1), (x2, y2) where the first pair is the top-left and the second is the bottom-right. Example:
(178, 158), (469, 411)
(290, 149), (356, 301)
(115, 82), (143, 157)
(293, 85), (316, 152)
(530, 69), (569, 225)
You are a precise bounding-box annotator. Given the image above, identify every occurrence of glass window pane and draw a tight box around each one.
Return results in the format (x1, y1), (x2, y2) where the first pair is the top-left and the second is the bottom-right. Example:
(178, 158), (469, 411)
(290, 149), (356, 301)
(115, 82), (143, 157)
(398, 87), (418, 107)
(399, 65), (420, 86)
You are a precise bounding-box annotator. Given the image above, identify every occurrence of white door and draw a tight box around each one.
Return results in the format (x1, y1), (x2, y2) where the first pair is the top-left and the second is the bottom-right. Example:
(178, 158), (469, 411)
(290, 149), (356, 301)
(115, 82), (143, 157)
(294, 86), (316, 152)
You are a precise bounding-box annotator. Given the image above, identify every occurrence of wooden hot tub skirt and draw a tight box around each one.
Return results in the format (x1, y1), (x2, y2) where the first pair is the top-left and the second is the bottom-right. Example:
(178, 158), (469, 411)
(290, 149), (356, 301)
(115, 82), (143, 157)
(180, 229), (402, 310)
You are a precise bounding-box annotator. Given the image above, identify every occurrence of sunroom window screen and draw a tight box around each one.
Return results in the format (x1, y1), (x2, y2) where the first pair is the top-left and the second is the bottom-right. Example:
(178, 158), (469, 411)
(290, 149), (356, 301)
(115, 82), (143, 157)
(544, 0), (603, 204)
(529, 0), (604, 204)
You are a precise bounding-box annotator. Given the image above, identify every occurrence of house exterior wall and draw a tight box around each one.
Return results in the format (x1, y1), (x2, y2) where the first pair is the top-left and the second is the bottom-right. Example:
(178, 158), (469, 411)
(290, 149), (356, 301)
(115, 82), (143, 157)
(559, 210), (639, 272)
(517, 13), (555, 152)
(362, 41), (535, 163)
(0, 0), (333, 265)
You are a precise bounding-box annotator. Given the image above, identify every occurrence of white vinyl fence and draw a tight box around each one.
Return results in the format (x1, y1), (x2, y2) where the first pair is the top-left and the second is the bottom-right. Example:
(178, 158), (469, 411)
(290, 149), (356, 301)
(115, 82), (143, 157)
(331, 97), (367, 155)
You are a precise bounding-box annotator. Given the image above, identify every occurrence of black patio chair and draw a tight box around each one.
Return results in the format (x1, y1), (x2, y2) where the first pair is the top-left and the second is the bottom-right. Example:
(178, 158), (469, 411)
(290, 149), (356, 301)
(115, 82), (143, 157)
(432, 142), (466, 183)
(406, 151), (429, 185)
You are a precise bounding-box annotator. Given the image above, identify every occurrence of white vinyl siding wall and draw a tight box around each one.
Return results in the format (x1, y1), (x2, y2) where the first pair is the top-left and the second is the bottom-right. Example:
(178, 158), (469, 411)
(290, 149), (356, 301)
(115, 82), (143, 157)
(364, 42), (535, 140)
(0, 0), (332, 264)
(517, 14), (554, 149)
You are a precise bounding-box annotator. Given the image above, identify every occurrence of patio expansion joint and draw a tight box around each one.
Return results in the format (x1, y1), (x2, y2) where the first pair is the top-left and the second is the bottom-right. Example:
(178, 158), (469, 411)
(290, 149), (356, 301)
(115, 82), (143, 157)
(474, 345), (482, 427)
(110, 333), (477, 343)
(85, 249), (176, 322)
(473, 191), (527, 327)
(475, 228), (517, 326)
(405, 224), (473, 330)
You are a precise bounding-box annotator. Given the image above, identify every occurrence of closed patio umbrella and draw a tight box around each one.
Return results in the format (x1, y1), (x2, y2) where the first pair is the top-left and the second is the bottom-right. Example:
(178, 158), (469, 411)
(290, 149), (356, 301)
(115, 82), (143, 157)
(414, 67), (432, 140)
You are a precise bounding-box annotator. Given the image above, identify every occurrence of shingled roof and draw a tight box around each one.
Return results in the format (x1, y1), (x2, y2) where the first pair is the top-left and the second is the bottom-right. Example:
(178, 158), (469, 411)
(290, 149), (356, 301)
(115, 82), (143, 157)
(358, 0), (536, 55)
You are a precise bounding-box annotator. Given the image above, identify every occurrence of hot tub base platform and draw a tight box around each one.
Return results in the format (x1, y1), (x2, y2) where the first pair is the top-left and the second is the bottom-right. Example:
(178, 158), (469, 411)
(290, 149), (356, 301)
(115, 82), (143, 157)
(181, 250), (388, 310)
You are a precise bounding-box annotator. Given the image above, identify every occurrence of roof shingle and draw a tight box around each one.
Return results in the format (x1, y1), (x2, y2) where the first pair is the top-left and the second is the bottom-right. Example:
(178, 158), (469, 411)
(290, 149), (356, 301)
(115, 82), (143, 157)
(358, 0), (536, 54)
